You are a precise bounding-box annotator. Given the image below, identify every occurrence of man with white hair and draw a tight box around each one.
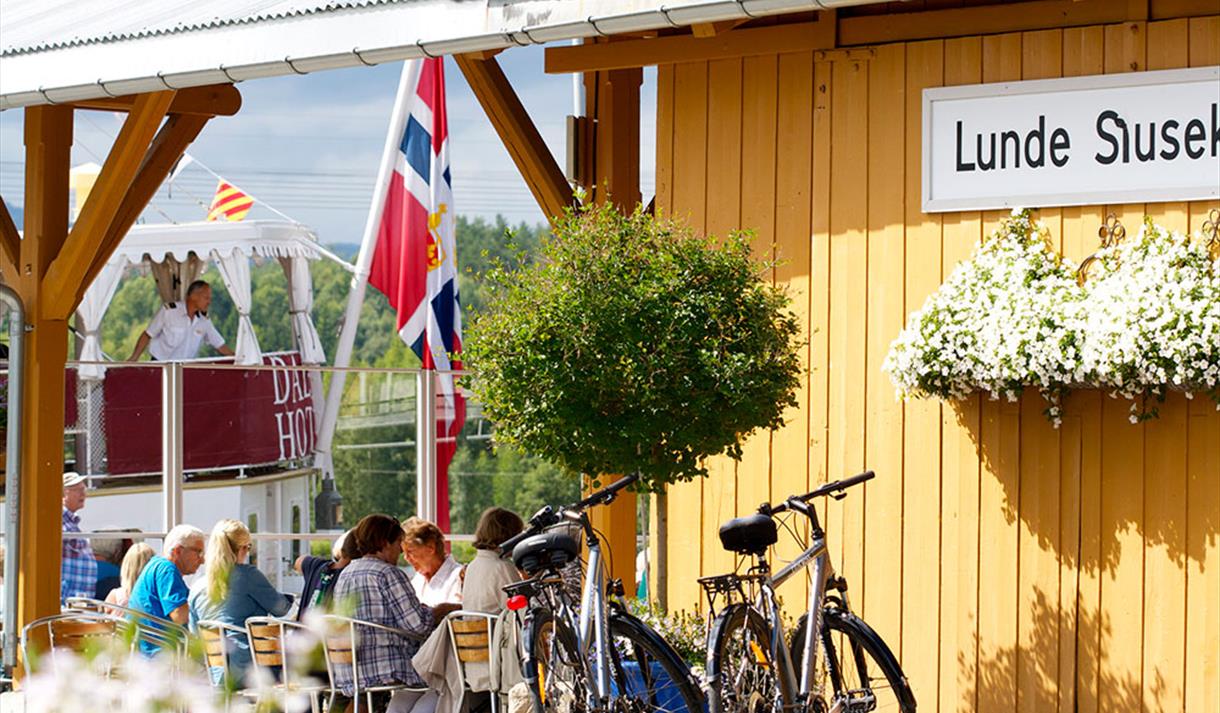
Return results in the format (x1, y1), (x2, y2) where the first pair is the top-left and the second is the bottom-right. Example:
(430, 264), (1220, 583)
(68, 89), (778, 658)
(129, 524), (205, 655)
(61, 472), (97, 602)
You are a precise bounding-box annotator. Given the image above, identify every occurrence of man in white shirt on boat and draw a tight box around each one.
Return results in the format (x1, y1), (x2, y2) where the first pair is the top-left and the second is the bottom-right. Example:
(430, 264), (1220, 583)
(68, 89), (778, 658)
(128, 280), (235, 361)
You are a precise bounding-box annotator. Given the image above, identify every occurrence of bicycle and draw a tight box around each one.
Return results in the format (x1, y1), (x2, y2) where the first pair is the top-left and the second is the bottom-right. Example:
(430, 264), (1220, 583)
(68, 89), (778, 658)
(701, 470), (916, 713)
(499, 473), (705, 713)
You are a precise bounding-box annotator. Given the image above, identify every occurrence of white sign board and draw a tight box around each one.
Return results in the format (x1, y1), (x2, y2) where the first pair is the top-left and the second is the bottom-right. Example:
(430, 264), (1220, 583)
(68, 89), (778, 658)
(922, 67), (1220, 212)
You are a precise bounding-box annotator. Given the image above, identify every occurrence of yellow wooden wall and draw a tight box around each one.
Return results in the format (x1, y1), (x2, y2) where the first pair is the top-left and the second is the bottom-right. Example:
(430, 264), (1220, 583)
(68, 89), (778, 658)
(653, 16), (1220, 713)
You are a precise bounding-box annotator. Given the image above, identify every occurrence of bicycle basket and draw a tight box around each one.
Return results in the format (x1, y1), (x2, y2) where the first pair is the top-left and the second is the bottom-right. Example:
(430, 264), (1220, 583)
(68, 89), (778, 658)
(718, 513), (777, 555)
(512, 531), (580, 575)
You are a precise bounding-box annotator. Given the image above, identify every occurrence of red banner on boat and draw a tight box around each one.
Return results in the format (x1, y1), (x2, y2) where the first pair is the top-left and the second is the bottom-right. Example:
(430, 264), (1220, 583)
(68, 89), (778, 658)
(101, 352), (317, 475)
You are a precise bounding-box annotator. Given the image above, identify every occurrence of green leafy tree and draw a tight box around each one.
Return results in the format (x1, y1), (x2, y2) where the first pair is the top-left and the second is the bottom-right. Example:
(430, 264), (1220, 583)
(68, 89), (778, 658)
(466, 202), (803, 492)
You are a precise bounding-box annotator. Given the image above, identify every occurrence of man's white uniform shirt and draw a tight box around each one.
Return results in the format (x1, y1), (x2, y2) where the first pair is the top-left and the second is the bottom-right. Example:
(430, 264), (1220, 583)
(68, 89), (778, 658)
(410, 554), (463, 607)
(145, 303), (225, 361)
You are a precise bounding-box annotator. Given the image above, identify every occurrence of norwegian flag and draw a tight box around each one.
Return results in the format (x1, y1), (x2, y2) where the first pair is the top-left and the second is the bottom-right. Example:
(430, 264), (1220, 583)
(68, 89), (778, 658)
(367, 58), (464, 532)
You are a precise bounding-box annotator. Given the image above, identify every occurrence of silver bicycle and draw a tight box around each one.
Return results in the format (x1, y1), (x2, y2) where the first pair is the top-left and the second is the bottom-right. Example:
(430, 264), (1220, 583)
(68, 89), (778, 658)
(702, 471), (916, 713)
(500, 473), (704, 713)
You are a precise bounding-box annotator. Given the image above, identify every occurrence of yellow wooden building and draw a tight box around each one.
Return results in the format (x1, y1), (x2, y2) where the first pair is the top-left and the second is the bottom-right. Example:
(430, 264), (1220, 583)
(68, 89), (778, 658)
(554, 3), (1220, 712)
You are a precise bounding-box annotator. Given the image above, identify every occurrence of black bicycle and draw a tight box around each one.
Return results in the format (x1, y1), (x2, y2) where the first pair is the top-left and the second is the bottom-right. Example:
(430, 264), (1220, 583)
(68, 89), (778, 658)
(500, 473), (705, 713)
(701, 471), (916, 713)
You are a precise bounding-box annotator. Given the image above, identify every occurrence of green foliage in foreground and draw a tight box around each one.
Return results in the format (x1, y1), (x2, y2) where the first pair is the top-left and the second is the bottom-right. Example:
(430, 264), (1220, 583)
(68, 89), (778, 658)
(466, 202), (804, 492)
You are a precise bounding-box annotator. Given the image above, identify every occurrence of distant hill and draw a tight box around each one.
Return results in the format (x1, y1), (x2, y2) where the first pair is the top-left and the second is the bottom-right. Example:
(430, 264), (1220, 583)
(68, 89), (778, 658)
(326, 242), (361, 261)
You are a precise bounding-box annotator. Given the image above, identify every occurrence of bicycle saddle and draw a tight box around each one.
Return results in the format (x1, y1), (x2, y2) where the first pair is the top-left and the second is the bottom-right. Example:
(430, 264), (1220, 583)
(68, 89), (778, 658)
(718, 513), (777, 555)
(512, 531), (580, 575)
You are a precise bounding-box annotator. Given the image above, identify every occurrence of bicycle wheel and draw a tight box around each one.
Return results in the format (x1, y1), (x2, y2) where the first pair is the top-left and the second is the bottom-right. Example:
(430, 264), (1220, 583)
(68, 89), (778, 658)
(609, 611), (705, 713)
(706, 603), (792, 713)
(789, 608), (917, 713)
(525, 607), (591, 713)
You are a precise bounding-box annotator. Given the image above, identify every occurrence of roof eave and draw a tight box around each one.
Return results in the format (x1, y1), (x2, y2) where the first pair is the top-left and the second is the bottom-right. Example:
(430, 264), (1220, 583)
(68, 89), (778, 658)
(0, 0), (889, 110)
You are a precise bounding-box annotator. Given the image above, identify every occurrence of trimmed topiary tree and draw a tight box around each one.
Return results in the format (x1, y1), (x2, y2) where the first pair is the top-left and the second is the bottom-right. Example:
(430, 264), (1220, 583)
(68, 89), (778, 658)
(465, 202), (802, 492)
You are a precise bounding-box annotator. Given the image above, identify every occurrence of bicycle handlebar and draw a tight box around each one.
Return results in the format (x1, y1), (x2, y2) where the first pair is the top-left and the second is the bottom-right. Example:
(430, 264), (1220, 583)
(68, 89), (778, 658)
(573, 472), (639, 510)
(498, 473), (640, 555)
(795, 470), (874, 502)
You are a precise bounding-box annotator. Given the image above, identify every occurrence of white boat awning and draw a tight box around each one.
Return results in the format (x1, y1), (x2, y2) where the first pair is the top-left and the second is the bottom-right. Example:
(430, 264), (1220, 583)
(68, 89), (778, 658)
(0, 0), (876, 110)
(110, 220), (322, 266)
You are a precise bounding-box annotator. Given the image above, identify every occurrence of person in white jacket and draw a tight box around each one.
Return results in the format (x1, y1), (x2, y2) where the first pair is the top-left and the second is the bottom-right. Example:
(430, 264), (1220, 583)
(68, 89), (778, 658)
(414, 508), (526, 713)
(461, 508), (525, 613)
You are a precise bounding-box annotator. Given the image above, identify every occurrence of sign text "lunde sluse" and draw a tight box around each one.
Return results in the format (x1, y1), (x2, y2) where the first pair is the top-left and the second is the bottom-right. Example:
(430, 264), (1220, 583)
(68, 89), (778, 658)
(922, 67), (1220, 212)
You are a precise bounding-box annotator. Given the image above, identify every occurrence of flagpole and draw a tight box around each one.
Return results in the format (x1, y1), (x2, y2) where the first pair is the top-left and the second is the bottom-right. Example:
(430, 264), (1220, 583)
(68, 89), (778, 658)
(314, 59), (423, 486)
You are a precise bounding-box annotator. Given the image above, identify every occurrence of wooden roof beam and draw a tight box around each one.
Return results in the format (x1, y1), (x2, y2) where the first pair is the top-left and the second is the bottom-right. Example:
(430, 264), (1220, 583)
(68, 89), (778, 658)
(0, 196), (18, 279)
(691, 19), (745, 38)
(455, 53), (574, 224)
(76, 113), (210, 303)
(545, 19), (835, 73)
(41, 90), (176, 320)
(68, 84), (241, 117)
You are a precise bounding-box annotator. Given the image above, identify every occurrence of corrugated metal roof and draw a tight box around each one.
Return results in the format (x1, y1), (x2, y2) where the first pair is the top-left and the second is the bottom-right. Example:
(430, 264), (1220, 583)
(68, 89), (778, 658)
(0, 0), (418, 56)
(0, 1), (879, 109)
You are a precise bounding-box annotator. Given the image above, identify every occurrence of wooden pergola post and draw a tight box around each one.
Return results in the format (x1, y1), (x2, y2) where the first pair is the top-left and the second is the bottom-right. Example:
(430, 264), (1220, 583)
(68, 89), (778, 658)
(1, 86), (238, 665)
(15, 105), (75, 625)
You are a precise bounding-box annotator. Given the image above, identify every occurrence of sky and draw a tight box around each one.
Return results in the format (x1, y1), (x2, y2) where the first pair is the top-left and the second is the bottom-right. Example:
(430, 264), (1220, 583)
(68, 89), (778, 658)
(0, 45), (657, 245)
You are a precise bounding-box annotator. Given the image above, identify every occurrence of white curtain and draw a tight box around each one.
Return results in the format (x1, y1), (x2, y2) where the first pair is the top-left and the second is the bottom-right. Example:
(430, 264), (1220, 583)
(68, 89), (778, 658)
(279, 256), (326, 365)
(213, 247), (261, 365)
(76, 260), (127, 381)
(148, 252), (205, 305)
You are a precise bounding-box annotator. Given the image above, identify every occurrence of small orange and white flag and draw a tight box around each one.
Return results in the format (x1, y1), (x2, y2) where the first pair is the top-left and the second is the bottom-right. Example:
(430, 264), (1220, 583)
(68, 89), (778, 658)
(206, 179), (255, 222)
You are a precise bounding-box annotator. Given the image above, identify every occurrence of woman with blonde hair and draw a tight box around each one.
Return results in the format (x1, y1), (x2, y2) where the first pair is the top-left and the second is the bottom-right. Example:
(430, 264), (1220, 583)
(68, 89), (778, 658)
(189, 519), (292, 681)
(105, 542), (154, 611)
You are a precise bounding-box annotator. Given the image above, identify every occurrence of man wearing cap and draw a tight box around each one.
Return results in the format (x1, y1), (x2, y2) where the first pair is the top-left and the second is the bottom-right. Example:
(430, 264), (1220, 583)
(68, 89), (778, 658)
(128, 280), (235, 361)
(61, 472), (97, 602)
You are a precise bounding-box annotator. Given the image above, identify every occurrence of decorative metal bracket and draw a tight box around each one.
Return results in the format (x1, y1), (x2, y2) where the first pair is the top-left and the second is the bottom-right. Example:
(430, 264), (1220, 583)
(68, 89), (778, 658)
(1202, 208), (1220, 254)
(1077, 213), (1126, 284)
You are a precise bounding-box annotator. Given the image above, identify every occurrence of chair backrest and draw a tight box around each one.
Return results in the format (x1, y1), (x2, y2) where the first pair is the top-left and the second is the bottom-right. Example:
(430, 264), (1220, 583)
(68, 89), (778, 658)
(445, 611), (497, 694)
(50, 617), (120, 652)
(197, 619), (247, 685)
(66, 595), (190, 655)
(448, 613), (493, 663)
(21, 612), (131, 678)
(321, 614), (426, 702)
(245, 617), (285, 669)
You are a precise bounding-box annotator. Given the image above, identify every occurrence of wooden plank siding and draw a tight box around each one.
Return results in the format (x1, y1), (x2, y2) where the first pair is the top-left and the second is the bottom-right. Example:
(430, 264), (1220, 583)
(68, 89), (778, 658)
(654, 15), (1220, 711)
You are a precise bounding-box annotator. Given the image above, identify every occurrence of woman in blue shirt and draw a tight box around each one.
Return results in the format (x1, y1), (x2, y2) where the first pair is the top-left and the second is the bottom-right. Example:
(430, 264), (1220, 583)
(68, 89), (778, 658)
(189, 519), (292, 684)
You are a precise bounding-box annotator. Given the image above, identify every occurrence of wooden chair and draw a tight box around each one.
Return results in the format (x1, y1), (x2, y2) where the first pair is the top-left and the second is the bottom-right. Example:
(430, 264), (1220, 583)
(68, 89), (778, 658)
(446, 611), (501, 713)
(197, 620), (247, 685)
(197, 620), (254, 711)
(65, 595), (190, 656)
(244, 617), (327, 713)
(321, 614), (428, 713)
(21, 611), (132, 678)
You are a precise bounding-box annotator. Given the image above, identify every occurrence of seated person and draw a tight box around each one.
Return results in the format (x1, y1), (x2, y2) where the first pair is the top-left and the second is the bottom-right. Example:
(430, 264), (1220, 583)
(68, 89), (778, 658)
(106, 542), (155, 611)
(294, 529), (357, 621)
(91, 532), (129, 602)
(334, 514), (459, 713)
(129, 524), (205, 655)
(413, 507), (525, 707)
(401, 517), (462, 607)
(461, 508), (524, 614)
(189, 519), (292, 682)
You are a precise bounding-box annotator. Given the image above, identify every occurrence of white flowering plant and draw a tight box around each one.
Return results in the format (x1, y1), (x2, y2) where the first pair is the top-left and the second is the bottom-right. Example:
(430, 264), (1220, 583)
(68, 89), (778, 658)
(21, 608), (340, 713)
(1079, 218), (1220, 421)
(883, 210), (1085, 424)
(884, 209), (1220, 425)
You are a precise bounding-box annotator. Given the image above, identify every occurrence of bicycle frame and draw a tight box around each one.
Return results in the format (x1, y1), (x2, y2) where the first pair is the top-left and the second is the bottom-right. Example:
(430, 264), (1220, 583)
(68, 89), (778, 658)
(526, 508), (617, 708)
(756, 497), (840, 708)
